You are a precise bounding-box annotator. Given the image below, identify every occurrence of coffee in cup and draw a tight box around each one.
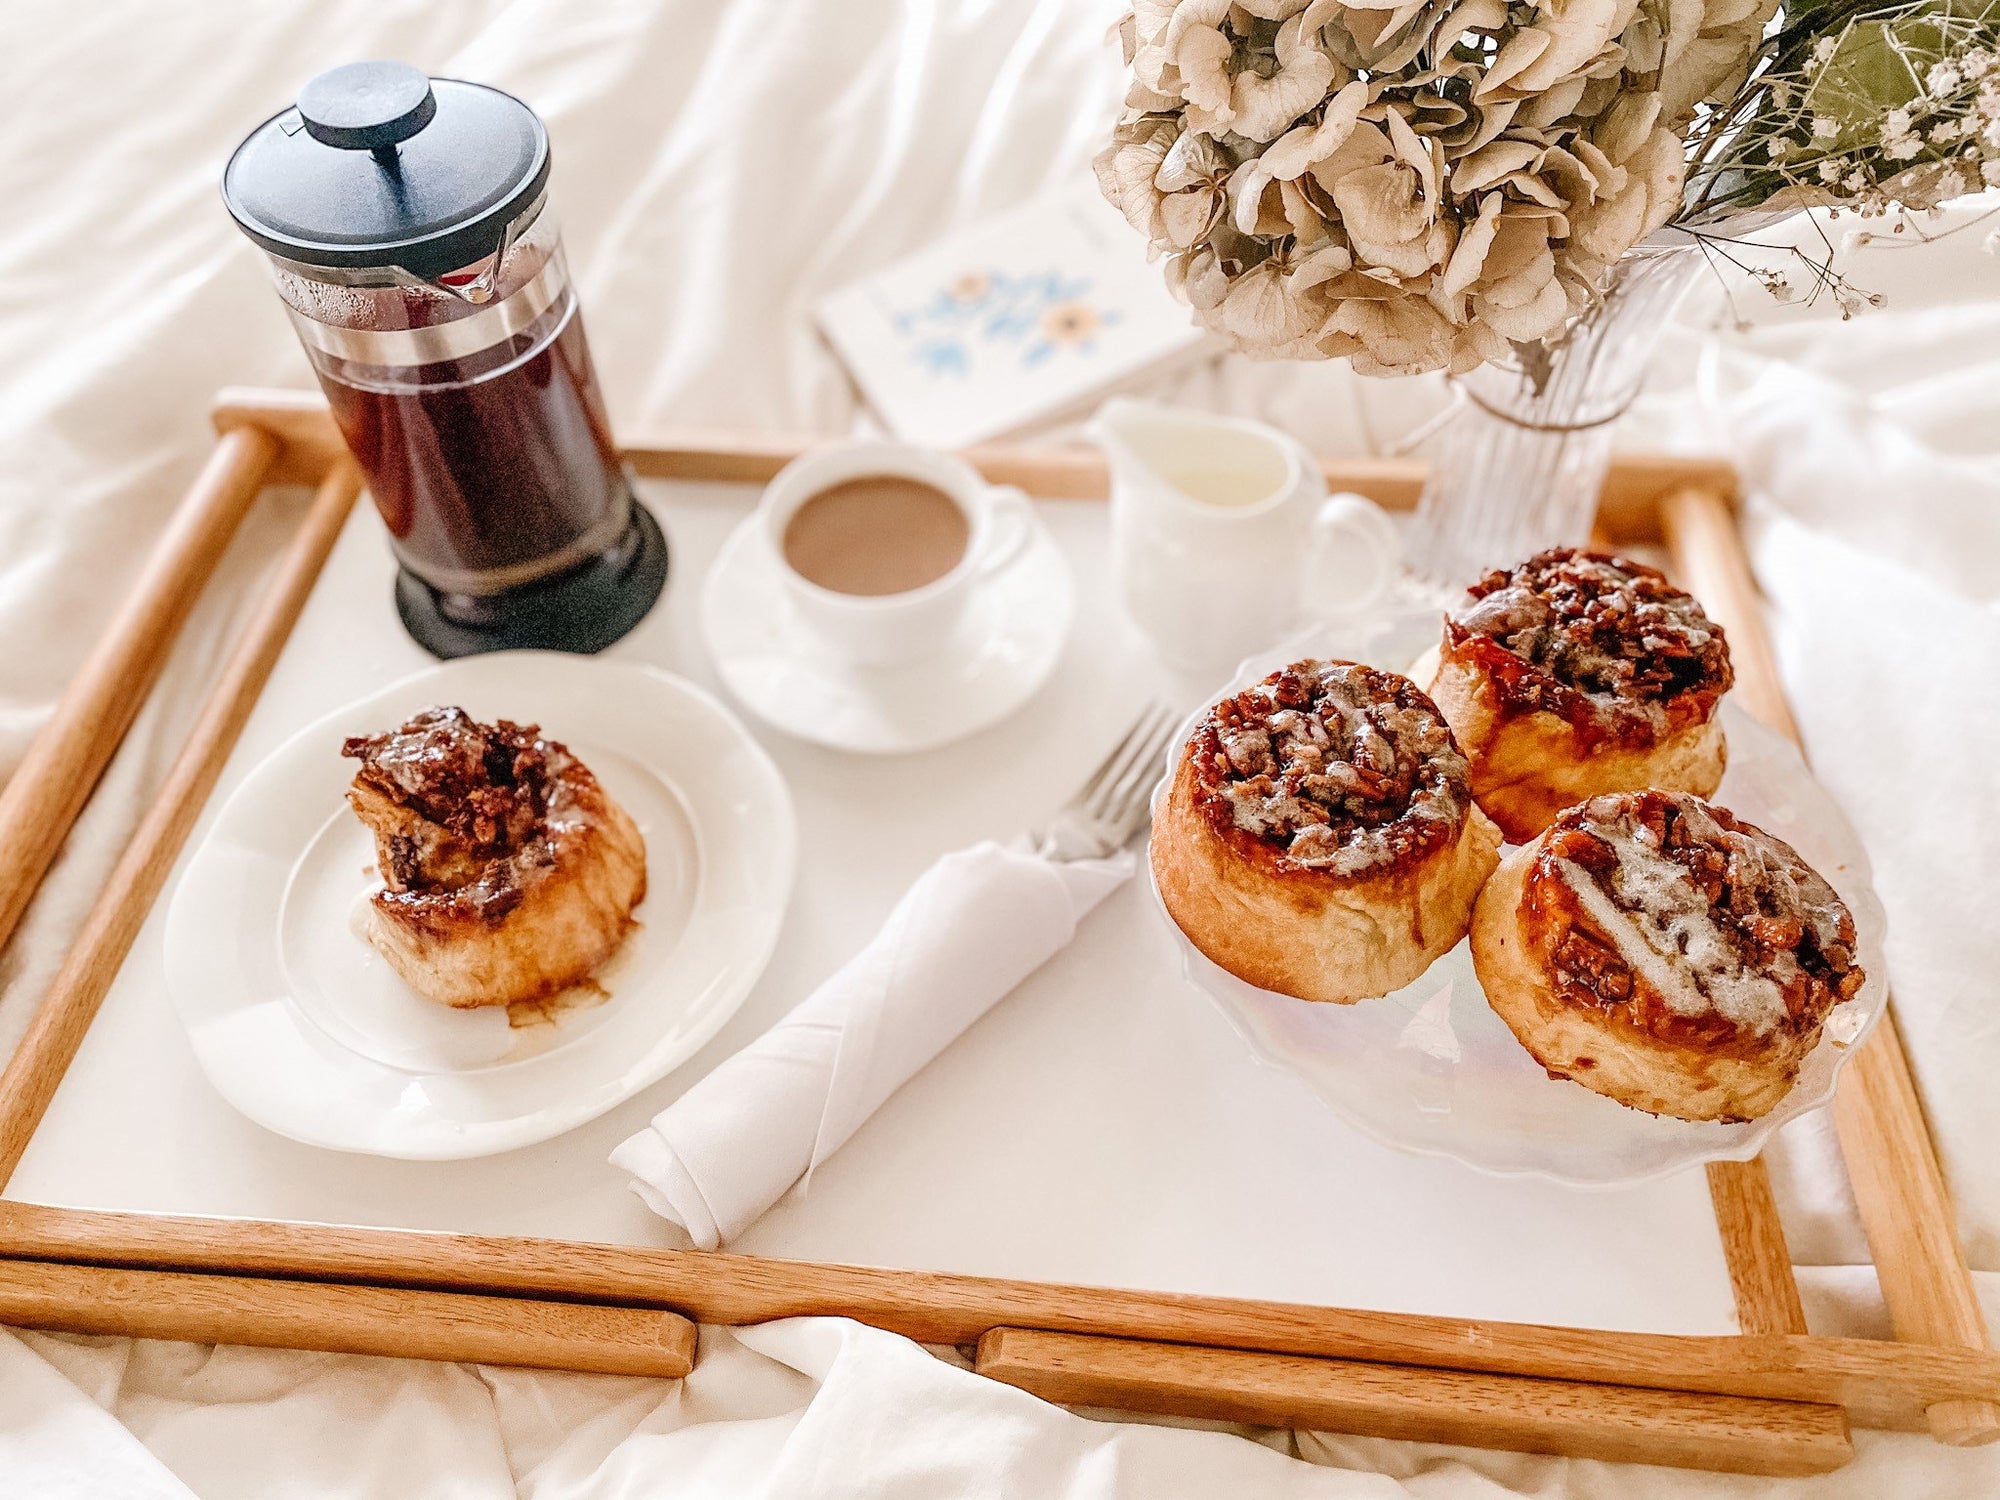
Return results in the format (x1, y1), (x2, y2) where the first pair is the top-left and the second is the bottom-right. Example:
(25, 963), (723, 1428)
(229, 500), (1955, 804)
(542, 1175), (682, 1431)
(780, 475), (970, 597)
(757, 442), (1032, 665)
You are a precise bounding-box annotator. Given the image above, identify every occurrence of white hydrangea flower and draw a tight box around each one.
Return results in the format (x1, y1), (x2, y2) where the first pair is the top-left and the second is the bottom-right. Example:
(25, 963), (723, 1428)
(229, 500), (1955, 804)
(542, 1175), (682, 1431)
(1657, 0), (1782, 126)
(1094, 0), (1854, 377)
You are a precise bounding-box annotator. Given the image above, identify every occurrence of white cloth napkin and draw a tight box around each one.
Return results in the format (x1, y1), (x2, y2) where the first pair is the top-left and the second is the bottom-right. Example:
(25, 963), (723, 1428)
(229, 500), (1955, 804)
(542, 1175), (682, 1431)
(611, 839), (1133, 1248)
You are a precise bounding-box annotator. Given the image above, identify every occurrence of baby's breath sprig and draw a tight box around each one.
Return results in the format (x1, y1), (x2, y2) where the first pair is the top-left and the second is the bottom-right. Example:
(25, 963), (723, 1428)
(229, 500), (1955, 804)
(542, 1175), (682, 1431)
(1676, 215), (1890, 322)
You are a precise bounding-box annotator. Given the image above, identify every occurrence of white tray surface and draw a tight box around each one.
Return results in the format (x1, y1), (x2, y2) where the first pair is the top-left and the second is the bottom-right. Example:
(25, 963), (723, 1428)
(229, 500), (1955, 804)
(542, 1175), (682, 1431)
(8, 478), (1742, 1337)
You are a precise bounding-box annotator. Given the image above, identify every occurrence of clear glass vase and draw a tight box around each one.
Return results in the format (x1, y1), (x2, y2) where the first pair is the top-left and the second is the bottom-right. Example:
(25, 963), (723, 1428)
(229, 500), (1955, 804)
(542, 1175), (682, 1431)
(1405, 240), (1706, 588)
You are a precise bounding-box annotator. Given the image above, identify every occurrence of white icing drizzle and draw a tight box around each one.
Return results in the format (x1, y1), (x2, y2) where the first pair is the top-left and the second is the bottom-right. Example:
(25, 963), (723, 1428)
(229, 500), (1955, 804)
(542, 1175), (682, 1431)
(1451, 551), (1728, 737)
(1206, 661), (1467, 876)
(1554, 820), (1791, 1036)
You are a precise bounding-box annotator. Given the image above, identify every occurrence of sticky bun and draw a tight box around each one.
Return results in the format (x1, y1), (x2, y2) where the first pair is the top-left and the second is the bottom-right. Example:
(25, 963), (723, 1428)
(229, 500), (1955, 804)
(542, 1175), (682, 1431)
(344, 707), (646, 1009)
(1419, 549), (1732, 842)
(1153, 659), (1500, 1003)
(1470, 790), (1863, 1121)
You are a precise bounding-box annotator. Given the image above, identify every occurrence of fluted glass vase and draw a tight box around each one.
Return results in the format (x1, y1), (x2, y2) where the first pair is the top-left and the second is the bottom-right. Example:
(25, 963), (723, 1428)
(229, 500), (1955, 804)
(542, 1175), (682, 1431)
(1406, 240), (1706, 588)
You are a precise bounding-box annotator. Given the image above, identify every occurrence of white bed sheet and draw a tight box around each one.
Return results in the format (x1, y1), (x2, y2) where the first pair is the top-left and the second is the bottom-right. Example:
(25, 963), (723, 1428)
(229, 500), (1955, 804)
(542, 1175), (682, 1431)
(2, 0), (1996, 1494)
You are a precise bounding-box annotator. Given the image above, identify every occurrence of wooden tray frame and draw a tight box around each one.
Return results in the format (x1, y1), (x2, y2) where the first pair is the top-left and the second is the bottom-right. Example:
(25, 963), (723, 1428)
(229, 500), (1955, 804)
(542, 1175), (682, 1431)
(0, 388), (1993, 1477)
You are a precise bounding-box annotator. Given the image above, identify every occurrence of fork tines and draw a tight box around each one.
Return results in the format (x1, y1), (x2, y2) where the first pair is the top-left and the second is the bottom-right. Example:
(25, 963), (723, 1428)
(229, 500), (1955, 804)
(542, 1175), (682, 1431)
(1076, 702), (1181, 835)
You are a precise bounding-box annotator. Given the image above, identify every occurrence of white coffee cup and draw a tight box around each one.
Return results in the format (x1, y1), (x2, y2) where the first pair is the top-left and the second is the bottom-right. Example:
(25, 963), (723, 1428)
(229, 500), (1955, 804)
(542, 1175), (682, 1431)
(759, 442), (1032, 665)
(1091, 398), (1401, 679)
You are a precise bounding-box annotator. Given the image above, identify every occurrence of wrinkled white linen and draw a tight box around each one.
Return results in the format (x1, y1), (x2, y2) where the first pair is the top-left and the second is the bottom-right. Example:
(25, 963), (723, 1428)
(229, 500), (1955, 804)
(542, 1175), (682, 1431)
(14, 1289), (2000, 1499)
(0, 1332), (195, 1499)
(612, 841), (1131, 1248)
(1, 0), (1997, 1495)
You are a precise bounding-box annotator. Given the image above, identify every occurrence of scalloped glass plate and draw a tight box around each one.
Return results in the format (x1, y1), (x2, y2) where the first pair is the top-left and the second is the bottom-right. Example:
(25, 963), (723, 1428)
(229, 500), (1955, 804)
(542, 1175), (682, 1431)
(1147, 608), (1889, 1187)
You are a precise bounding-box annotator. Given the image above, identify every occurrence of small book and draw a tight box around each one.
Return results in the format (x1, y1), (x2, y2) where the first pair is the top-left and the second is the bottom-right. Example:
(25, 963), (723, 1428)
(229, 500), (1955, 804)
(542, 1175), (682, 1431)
(816, 186), (1210, 448)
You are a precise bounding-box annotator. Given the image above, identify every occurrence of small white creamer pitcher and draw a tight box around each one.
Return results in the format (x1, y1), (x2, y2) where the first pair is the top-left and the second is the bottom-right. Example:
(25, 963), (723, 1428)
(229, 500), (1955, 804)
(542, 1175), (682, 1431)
(1090, 398), (1400, 680)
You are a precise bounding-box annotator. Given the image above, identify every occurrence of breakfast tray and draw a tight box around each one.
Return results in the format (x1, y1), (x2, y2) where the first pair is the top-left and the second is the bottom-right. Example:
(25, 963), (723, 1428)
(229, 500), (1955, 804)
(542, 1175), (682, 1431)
(0, 388), (1993, 1477)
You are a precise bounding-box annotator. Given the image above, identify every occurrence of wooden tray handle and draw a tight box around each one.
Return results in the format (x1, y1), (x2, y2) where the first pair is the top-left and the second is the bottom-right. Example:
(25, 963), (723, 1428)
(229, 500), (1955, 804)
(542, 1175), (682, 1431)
(208, 387), (1733, 540)
(976, 1328), (1852, 1476)
(0, 424), (279, 960)
(0, 1260), (694, 1378)
(0, 458), (362, 1184)
(1662, 486), (2000, 1447)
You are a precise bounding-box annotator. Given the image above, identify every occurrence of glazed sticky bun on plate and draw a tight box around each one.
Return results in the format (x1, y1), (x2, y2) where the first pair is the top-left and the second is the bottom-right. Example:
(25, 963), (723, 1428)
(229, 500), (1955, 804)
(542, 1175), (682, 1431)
(343, 706), (646, 1009)
(1470, 789), (1863, 1122)
(1419, 548), (1733, 843)
(1153, 659), (1501, 1004)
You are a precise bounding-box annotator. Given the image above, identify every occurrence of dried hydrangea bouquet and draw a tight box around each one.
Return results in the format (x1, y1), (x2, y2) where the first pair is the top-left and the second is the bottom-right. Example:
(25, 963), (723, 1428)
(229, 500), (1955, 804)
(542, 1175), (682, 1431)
(1097, 0), (2000, 582)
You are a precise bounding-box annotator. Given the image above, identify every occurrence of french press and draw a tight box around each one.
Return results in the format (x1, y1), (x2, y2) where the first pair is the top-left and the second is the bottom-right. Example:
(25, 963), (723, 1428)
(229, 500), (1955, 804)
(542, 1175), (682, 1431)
(222, 61), (666, 657)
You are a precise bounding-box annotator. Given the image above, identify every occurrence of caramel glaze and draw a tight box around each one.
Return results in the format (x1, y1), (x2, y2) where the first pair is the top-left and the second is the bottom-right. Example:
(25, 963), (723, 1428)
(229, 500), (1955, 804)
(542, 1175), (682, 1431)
(1522, 790), (1862, 1058)
(1446, 549), (1733, 752)
(1186, 660), (1476, 947)
(343, 707), (569, 928)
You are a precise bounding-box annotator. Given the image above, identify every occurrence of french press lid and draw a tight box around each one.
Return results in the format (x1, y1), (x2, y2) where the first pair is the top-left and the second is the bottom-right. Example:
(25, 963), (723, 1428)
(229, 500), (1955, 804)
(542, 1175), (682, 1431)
(222, 60), (550, 280)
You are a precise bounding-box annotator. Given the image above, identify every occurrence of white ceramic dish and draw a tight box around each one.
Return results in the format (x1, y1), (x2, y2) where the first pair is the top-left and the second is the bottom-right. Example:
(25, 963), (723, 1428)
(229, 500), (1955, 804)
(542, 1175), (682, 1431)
(698, 506), (1072, 754)
(1148, 609), (1890, 1187)
(163, 653), (796, 1159)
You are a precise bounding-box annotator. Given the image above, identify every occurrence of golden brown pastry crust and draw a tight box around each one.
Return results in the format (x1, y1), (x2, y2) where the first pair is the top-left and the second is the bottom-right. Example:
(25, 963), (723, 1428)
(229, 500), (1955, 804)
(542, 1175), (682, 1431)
(345, 708), (647, 1009)
(1152, 660), (1500, 1004)
(1422, 550), (1732, 843)
(1470, 790), (1863, 1122)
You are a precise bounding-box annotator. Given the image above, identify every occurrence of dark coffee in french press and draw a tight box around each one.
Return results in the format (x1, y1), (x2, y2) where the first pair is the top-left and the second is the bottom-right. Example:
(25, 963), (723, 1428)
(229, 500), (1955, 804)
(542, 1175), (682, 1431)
(223, 61), (666, 656)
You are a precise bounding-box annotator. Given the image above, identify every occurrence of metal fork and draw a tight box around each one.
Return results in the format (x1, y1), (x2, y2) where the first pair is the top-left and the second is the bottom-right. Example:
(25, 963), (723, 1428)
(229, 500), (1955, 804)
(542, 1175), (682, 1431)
(1034, 703), (1183, 861)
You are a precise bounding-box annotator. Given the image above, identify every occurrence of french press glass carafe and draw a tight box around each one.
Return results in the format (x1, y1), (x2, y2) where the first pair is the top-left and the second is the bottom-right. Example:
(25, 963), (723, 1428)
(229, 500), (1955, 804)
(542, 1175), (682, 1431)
(223, 61), (666, 657)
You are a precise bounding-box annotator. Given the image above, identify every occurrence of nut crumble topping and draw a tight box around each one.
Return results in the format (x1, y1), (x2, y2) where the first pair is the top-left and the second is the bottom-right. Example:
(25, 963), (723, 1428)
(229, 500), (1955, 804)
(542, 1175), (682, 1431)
(1529, 790), (1862, 1037)
(1447, 549), (1733, 747)
(343, 706), (576, 922)
(1189, 660), (1472, 875)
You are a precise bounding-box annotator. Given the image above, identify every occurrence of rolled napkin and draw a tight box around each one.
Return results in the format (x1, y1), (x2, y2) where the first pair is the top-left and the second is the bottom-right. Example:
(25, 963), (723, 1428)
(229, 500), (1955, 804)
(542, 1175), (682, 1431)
(610, 839), (1133, 1248)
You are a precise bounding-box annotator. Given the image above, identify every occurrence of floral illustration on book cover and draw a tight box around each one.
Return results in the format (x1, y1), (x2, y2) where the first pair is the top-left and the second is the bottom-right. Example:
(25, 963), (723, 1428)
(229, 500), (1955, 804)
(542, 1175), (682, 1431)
(889, 270), (1124, 379)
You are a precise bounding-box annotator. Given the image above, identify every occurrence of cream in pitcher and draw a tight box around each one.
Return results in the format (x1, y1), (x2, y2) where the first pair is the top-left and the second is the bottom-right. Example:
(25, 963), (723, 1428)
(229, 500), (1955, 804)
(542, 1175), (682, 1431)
(1090, 398), (1400, 679)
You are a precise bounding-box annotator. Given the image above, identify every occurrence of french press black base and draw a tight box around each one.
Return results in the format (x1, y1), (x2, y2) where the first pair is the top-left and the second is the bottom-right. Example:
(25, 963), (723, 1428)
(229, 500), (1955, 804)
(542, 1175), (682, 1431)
(395, 502), (669, 659)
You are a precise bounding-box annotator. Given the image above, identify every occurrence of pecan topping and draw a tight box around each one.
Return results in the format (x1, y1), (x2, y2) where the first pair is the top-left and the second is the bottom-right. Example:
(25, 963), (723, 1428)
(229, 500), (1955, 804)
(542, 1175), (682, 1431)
(1528, 790), (1862, 1036)
(343, 707), (572, 911)
(1188, 660), (1472, 875)
(1446, 549), (1733, 748)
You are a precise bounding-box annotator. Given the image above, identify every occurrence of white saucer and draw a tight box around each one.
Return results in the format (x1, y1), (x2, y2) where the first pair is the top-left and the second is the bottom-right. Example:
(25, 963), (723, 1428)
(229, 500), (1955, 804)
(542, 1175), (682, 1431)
(163, 653), (796, 1159)
(699, 511), (1072, 754)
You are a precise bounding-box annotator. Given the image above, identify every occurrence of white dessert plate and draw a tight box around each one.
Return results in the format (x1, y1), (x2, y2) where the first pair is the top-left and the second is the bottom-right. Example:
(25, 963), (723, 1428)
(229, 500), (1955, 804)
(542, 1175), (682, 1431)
(164, 653), (796, 1159)
(1148, 610), (1890, 1187)
(699, 508), (1072, 754)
